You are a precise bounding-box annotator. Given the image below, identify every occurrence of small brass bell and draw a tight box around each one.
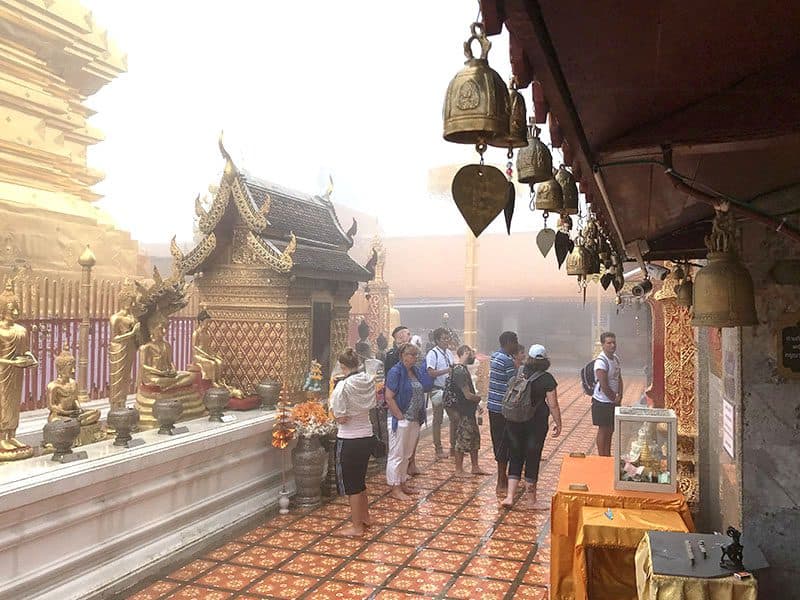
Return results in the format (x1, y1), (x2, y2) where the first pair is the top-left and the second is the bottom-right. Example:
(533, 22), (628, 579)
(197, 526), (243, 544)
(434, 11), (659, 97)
(676, 279), (693, 307)
(566, 243), (590, 276)
(534, 178), (564, 213)
(489, 79), (527, 149)
(555, 165), (579, 215)
(443, 22), (509, 145)
(691, 204), (758, 327)
(517, 121), (553, 184)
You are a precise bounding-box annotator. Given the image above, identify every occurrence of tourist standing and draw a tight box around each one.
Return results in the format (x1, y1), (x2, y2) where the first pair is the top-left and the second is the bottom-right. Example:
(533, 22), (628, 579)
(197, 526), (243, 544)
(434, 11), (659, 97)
(331, 348), (377, 536)
(385, 343), (433, 500)
(593, 332), (623, 457)
(488, 331), (519, 495)
(426, 328), (455, 460)
(501, 344), (562, 509)
(451, 345), (488, 477)
(513, 342), (527, 369)
(384, 326), (410, 374)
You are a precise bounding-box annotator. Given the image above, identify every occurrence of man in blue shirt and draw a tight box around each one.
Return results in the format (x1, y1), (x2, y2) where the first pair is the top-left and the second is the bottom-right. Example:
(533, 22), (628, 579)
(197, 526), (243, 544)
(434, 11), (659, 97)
(488, 331), (519, 495)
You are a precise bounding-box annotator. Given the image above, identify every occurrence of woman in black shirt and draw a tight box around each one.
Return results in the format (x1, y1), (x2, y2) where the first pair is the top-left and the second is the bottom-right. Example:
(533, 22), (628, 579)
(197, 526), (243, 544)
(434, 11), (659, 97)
(501, 344), (562, 509)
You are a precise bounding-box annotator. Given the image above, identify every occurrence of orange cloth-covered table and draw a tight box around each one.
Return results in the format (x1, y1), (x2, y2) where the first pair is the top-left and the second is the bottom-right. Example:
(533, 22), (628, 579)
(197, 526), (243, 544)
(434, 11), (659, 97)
(573, 506), (689, 600)
(550, 456), (694, 600)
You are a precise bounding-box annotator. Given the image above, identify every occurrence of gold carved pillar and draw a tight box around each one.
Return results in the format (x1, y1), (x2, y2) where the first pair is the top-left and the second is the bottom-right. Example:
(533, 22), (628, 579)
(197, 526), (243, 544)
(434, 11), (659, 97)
(654, 267), (699, 509)
(364, 236), (391, 348)
(77, 246), (95, 403)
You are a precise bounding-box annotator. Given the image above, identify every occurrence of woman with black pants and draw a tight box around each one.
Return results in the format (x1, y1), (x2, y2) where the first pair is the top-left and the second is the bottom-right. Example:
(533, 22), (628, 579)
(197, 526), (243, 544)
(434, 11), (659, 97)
(501, 344), (562, 509)
(331, 348), (377, 536)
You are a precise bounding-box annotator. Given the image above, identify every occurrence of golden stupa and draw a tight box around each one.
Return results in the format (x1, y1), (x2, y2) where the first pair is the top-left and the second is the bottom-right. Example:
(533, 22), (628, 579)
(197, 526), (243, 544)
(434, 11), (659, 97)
(0, 1), (144, 279)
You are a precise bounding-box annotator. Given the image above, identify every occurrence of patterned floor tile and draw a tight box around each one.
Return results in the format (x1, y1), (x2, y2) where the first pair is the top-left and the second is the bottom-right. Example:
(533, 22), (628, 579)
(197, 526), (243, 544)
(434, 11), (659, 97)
(386, 568), (452, 596)
(415, 502), (458, 517)
(514, 584), (549, 599)
(289, 515), (342, 534)
(479, 538), (533, 561)
(195, 564), (266, 591)
(444, 575), (511, 599)
(247, 571), (320, 599)
(401, 514), (447, 531)
(369, 509), (404, 525)
(378, 526), (433, 547)
(443, 518), (490, 536)
(463, 556), (525, 580)
(260, 529), (320, 550)
(166, 559), (217, 582)
(335, 559), (398, 586)
(307, 536), (367, 557)
(280, 552), (344, 577)
(162, 586), (232, 600)
(313, 580), (376, 600)
(127, 580), (179, 600)
(409, 548), (469, 572)
(374, 590), (426, 600)
(490, 524), (538, 542)
(423, 532), (481, 554)
(315, 503), (353, 519)
(230, 545), (294, 569)
(203, 541), (249, 562)
(356, 541), (416, 564)
(523, 562), (550, 585)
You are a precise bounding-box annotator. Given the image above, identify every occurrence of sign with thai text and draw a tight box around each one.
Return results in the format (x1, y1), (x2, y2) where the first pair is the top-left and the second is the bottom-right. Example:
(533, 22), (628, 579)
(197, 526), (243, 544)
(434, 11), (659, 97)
(778, 316), (800, 379)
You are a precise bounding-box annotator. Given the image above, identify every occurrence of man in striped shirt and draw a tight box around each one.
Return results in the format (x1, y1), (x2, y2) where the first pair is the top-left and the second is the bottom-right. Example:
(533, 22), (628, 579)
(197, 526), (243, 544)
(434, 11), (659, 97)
(488, 331), (519, 495)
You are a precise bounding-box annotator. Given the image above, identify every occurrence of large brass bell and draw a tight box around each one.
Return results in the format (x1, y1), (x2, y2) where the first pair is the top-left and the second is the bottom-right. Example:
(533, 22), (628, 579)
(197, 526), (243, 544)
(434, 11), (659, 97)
(691, 205), (758, 327)
(534, 178), (564, 213)
(490, 79), (527, 149)
(517, 121), (553, 184)
(555, 165), (579, 215)
(443, 22), (509, 145)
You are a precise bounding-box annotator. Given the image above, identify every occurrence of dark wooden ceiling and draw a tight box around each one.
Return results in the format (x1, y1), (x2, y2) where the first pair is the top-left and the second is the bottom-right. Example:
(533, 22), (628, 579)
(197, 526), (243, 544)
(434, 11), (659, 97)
(482, 0), (800, 258)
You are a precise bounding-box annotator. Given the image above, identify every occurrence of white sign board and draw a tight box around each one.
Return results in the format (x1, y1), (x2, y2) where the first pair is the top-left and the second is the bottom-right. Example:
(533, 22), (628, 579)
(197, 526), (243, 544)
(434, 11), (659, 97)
(722, 398), (735, 459)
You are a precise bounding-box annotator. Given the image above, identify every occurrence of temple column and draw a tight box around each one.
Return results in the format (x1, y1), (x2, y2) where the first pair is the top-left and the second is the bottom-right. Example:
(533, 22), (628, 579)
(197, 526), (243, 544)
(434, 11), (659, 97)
(645, 296), (665, 408)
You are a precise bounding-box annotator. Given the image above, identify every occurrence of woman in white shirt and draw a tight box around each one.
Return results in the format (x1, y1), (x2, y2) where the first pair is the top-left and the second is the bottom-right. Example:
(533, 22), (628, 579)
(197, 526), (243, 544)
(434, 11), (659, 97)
(330, 348), (377, 536)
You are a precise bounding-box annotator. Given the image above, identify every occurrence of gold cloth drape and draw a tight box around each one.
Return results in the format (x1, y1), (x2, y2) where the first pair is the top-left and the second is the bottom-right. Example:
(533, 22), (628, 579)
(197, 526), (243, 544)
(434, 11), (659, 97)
(550, 456), (694, 600)
(635, 533), (758, 600)
(574, 506), (689, 600)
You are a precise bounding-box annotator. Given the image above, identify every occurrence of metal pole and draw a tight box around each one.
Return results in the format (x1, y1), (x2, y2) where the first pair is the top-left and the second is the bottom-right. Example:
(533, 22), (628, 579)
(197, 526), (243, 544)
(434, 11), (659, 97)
(77, 245), (96, 403)
(464, 231), (478, 348)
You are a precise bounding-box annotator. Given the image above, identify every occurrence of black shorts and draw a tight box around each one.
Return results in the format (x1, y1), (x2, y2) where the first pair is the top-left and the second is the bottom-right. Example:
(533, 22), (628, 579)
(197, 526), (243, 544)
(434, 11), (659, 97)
(488, 411), (509, 463)
(591, 400), (616, 429)
(336, 436), (374, 496)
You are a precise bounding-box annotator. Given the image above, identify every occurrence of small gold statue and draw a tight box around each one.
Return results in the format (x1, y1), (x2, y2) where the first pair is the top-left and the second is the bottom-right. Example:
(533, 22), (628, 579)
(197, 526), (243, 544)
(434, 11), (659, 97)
(192, 309), (242, 398)
(0, 283), (38, 460)
(47, 346), (100, 426)
(139, 312), (195, 390)
(109, 281), (140, 410)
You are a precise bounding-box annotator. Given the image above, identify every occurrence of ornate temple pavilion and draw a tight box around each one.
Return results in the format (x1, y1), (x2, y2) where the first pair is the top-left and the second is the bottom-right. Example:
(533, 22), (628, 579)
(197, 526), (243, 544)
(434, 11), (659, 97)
(173, 142), (371, 396)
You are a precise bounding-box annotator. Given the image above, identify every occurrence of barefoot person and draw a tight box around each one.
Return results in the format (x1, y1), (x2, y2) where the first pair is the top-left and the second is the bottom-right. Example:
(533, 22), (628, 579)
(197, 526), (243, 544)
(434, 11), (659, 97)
(592, 332), (623, 457)
(451, 345), (488, 478)
(488, 331), (519, 495)
(331, 348), (378, 536)
(385, 343), (433, 500)
(501, 345), (562, 509)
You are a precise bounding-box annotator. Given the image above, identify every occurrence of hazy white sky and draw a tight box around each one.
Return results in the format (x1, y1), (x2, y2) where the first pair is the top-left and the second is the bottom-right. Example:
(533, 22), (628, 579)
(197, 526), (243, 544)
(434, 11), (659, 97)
(85, 1), (560, 244)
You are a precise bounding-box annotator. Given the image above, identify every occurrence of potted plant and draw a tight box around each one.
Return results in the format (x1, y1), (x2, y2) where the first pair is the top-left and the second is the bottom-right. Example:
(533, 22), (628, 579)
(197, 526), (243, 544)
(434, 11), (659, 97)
(289, 400), (336, 507)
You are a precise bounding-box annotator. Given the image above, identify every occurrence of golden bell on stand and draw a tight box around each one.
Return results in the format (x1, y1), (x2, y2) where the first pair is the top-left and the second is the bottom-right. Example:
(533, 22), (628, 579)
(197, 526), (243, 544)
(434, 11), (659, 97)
(555, 165), (579, 215)
(517, 119), (553, 184)
(443, 22), (509, 145)
(489, 79), (527, 149)
(691, 203), (758, 327)
(534, 178), (564, 213)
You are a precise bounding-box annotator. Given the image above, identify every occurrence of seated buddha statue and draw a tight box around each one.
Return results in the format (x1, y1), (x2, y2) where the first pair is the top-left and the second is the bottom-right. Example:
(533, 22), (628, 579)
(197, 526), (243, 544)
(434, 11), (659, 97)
(139, 313), (195, 391)
(192, 309), (242, 398)
(46, 346), (100, 426)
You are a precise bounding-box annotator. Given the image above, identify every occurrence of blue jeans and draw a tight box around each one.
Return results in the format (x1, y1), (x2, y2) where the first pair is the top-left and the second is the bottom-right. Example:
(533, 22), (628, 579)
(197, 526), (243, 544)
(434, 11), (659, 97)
(506, 404), (550, 484)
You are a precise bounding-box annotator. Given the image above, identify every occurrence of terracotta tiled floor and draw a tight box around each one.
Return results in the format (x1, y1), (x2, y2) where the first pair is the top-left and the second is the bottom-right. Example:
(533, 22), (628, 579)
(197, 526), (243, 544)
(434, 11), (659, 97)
(125, 375), (644, 600)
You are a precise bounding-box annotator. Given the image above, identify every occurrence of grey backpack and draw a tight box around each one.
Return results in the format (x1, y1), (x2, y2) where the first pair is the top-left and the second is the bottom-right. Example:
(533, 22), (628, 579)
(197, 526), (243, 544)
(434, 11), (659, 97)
(501, 371), (545, 422)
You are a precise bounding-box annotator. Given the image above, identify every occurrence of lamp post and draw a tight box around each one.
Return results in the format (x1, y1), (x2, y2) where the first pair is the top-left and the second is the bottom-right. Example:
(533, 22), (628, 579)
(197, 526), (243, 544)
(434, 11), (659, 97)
(77, 245), (96, 403)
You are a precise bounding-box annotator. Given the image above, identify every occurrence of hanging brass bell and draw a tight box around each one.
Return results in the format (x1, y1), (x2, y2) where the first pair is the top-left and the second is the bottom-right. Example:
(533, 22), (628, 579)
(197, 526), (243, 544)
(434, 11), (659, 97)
(443, 22), (509, 145)
(555, 165), (579, 215)
(517, 121), (553, 184)
(534, 178), (564, 213)
(691, 204), (758, 327)
(489, 79), (527, 149)
(676, 279), (693, 307)
(566, 243), (590, 276)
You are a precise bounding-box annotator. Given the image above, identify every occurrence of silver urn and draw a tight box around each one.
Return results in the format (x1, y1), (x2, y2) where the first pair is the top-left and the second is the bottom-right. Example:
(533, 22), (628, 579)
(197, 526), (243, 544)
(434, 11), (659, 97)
(153, 398), (183, 435)
(107, 407), (140, 447)
(204, 387), (231, 422)
(256, 379), (282, 410)
(42, 417), (80, 460)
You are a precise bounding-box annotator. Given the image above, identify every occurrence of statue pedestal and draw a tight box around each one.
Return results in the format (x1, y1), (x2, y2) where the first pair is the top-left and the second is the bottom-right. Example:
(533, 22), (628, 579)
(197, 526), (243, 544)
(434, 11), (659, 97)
(135, 375), (205, 430)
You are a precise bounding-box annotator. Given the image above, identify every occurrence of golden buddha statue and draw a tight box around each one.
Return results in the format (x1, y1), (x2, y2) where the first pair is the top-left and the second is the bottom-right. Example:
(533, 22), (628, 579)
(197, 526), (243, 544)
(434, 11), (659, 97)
(0, 283), (38, 460)
(192, 309), (242, 398)
(109, 281), (140, 410)
(139, 312), (195, 391)
(47, 346), (100, 426)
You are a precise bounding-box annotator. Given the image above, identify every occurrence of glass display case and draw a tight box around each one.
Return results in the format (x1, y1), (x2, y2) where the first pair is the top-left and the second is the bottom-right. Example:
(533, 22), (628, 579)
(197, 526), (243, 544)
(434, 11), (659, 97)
(614, 407), (677, 493)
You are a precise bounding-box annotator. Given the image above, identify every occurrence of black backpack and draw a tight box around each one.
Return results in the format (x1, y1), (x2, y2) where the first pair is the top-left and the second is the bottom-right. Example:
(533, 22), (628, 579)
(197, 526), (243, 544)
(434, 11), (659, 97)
(442, 364), (464, 409)
(501, 371), (545, 422)
(581, 355), (609, 396)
